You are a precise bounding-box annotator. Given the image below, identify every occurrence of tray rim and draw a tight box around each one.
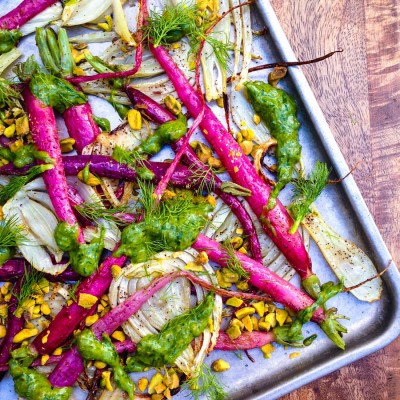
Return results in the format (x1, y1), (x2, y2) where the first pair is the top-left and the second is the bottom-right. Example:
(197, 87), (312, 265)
(251, 2), (400, 399)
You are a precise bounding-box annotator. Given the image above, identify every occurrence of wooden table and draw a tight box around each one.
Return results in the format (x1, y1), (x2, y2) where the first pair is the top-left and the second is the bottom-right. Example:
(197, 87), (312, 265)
(269, 0), (400, 399)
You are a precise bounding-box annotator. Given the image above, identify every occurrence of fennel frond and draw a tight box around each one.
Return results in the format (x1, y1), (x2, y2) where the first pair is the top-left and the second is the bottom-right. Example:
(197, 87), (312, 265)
(288, 161), (330, 233)
(182, 363), (227, 400)
(0, 215), (28, 247)
(221, 239), (249, 280)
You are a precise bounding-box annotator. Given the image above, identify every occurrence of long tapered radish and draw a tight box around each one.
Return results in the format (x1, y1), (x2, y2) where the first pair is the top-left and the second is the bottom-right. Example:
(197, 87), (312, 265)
(193, 234), (323, 321)
(23, 86), (84, 243)
(215, 331), (275, 351)
(62, 91), (101, 153)
(193, 234), (347, 349)
(0, 0), (58, 29)
(149, 45), (315, 285)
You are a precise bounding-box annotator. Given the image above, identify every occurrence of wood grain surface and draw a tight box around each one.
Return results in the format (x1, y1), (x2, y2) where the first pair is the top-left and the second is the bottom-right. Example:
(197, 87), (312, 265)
(269, 0), (400, 399)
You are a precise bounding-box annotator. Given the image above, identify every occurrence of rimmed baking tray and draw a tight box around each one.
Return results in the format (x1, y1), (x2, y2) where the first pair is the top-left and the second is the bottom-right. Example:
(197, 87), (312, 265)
(223, 1), (400, 398)
(0, 0), (399, 399)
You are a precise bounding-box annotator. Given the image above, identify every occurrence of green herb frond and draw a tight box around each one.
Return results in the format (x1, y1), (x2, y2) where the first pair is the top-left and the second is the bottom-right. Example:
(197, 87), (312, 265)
(154, 194), (192, 221)
(142, 2), (198, 47)
(75, 196), (134, 226)
(221, 239), (249, 280)
(0, 164), (53, 205)
(183, 363), (227, 400)
(30, 72), (87, 113)
(288, 161), (330, 233)
(0, 78), (21, 110)
(112, 145), (147, 167)
(139, 181), (199, 223)
(13, 55), (41, 82)
(142, 238), (169, 260)
(137, 179), (157, 216)
(0, 215), (28, 247)
(143, 2), (231, 70)
(188, 162), (215, 194)
(190, 30), (231, 71)
(13, 265), (44, 311)
(68, 280), (81, 303)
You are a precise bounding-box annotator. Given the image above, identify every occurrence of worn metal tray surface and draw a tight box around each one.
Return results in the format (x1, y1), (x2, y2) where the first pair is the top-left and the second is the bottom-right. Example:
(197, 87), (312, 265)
(1, 0), (400, 399)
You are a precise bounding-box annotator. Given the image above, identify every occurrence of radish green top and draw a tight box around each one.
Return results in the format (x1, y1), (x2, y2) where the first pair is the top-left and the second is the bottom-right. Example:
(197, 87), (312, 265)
(0, 30), (21, 54)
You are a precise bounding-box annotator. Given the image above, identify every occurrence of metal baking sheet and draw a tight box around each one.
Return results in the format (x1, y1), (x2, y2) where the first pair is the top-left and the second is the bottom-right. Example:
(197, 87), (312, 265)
(1, 1), (400, 399)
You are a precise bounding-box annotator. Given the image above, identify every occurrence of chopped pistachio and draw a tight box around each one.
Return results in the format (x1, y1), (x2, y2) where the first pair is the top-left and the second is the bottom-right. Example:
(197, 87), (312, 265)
(226, 325), (241, 340)
(207, 194), (217, 207)
(211, 359), (230, 372)
(253, 114), (261, 125)
(216, 270), (231, 288)
(40, 303), (51, 315)
(85, 314), (99, 326)
(235, 307), (255, 320)
(239, 140), (253, 156)
(252, 301), (265, 317)
(111, 264), (122, 279)
(0, 325), (6, 338)
(4, 124), (15, 138)
(101, 371), (113, 391)
(275, 308), (289, 326)
(60, 138), (76, 153)
(268, 304), (276, 313)
(154, 383), (167, 394)
(236, 281), (249, 291)
(230, 318), (244, 330)
(0, 304), (8, 318)
(184, 262), (203, 272)
(164, 95), (181, 115)
(230, 236), (243, 249)
(53, 347), (63, 356)
(111, 330), (125, 342)
(226, 297), (243, 308)
(241, 128), (254, 141)
(13, 328), (39, 343)
(251, 315), (259, 330)
(258, 321), (271, 331)
(195, 251), (209, 265)
(242, 315), (253, 332)
(221, 268), (239, 283)
(260, 343), (275, 357)
(264, 313), (277, 329)
(138, 377), (148, 392)
(208, 157), (222, 169)
(9, 140), (22, 156)
(148, 373), (164, 395)
(127, 109), (142, 130)
(15, 115), (29, 136)
(78, 293), (98, 309)
(94, 361), (107, 369)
